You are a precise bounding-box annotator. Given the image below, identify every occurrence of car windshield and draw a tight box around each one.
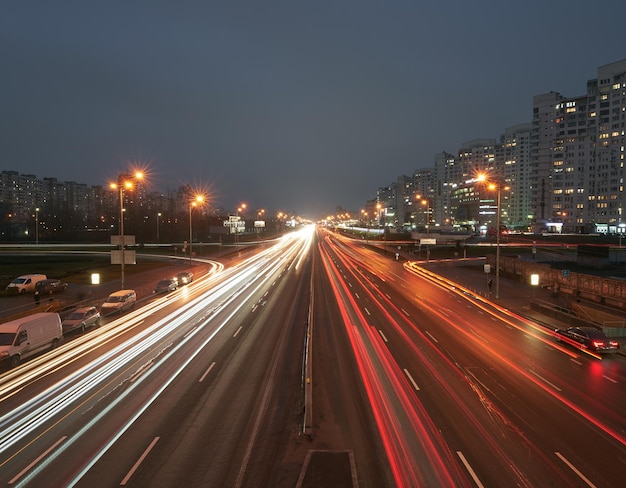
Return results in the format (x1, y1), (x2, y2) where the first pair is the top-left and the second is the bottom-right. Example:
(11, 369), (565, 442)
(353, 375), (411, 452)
(106, 296), (124, 303)
(158, 280), (171, 285)
(11, 278), (27, 285)
(0, 333), (16, 345)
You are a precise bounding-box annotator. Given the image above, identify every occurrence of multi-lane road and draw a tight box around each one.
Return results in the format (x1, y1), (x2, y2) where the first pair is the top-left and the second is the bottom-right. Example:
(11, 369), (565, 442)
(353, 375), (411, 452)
(1, 227), (624, 487)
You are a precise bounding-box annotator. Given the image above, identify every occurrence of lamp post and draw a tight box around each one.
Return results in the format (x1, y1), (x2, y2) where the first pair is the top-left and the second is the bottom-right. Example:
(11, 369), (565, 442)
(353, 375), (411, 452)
(257, 208), (265, 240)
(477, 174), (508, 300)
(35, 207), (40, 245)
(189, 195), (204, 263)
(494, 185), (501, 299)
(156, 212), (162, 245)
(361, 210), (369, 243)
(110, 172), (142, 290)
(236, 203), (246, 246)
(416, 195), (431, 260)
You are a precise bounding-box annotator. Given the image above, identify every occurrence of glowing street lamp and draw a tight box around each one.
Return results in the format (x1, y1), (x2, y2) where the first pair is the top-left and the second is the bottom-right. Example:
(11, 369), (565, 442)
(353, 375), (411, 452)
(189, 195), (204, 262)
(110, 171), (143, 289)
(415, 195), (431, 234)
(156, 212), (162, 244)
(235, 203), (246, 246)
(477, 174), (509, 300)
(35, 207), (40, 245)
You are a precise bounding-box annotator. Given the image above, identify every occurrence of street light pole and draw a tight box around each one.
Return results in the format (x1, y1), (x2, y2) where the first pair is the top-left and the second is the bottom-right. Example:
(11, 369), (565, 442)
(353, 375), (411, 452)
(236, 203), (246, 247)
(111, 172), (142, 290)
(118, 183), (126, 289)
(495, 187), (501, 299)
(189, 195), (204, 263)
(476, 174), (507, 301)
(189, 204), (193, 263)
(35, 207), (40, 245)
(156, 212), (161, 245)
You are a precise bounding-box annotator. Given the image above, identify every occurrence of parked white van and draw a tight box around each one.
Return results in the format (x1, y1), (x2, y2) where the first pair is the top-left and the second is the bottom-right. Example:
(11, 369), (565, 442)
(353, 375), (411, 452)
(5, 274), (47, 294)
(0, 312), (63, 368)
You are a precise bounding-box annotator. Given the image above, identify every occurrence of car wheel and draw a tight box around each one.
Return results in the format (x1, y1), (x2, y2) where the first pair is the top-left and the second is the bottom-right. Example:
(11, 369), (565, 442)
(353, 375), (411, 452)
(51, 338), (60, 350)
(81, 323), (85, 333)
(10, 355), (21, 368)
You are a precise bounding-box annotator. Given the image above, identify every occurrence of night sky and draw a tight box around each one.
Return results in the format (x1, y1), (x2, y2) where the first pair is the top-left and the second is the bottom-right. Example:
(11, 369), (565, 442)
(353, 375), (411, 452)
(3, 1), (626, 218)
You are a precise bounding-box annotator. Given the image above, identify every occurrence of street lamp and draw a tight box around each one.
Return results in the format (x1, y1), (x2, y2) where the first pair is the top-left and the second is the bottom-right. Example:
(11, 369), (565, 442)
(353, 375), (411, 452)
(361, 210), (369, 243)
(156, 212), (162, 244)
(257, 209), (265, 240)
(35, 207), (40, 245)
(110, 172), (143, 289)
(415, 195), (431, 234)
(236, 203), (246, 246)
(415, 195), (432, 261)
(477, 174), (509, 300)
(189, 195), (204, 263)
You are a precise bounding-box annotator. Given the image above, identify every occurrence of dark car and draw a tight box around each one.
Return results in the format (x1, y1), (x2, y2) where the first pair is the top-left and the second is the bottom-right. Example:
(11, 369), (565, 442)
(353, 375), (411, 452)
(154, 278), (178, 294)
(176, 271), (194, 285)
(555, 326), (619, 354)
(35, 279), (68, 295)
(62, 306), (101, 334)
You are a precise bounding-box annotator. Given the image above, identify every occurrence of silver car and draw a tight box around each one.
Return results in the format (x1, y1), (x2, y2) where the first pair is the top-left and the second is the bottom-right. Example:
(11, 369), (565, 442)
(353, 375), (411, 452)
(62, 306), (101, 334)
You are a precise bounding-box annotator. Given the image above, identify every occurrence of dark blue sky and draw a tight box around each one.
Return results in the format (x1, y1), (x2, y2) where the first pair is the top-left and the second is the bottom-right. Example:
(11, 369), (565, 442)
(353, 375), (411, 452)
(3, 1), (626, 218)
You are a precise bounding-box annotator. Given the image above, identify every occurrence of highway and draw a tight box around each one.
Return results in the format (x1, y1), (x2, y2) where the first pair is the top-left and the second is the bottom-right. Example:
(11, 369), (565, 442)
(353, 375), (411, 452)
(1, 227), (625, 487)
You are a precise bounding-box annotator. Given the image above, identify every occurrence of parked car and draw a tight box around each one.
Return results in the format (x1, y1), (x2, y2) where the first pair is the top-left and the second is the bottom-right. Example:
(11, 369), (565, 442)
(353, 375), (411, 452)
(154, 278), (178, 294)
(35, 279), (69, 295)
(5, 274), (47, 294)
(101, 290), (137, 315)
(176, 271), (194, 285)
(555, 326), (619, 354)
(62, 306), (101, 334)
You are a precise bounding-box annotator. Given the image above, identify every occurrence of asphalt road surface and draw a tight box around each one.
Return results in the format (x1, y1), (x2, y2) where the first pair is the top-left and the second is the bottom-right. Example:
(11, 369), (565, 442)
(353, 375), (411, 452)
(1, 229), (624, 487)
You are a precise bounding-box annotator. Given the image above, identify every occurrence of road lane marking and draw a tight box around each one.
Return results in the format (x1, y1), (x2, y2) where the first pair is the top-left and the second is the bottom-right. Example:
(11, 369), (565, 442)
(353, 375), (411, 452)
(183, 327), (197, 338)
(401, 308), (410, 316)
(403, 369), (420, 391)
(233, 326), (243, 337)
(456, 451), (484, 488)
(364, 307), (371, 316)
(425, 330), (438, 343)
(199, 361), (216, 382)
(555, 452), (597, 487)
(529, 370), (562, 392)
(9, 436), (67, 484)
(602, 375), (617, 384)
(378, 329), (388, 342)
(121, 437), (160, 486)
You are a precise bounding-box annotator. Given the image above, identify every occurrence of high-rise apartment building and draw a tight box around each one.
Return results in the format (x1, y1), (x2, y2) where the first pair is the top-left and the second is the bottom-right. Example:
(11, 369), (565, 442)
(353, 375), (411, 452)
(434, 151), (456, 226)
(591, 59), (626, 233)
(531, 59), (625, 233)
(498, 123), (533, 228)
